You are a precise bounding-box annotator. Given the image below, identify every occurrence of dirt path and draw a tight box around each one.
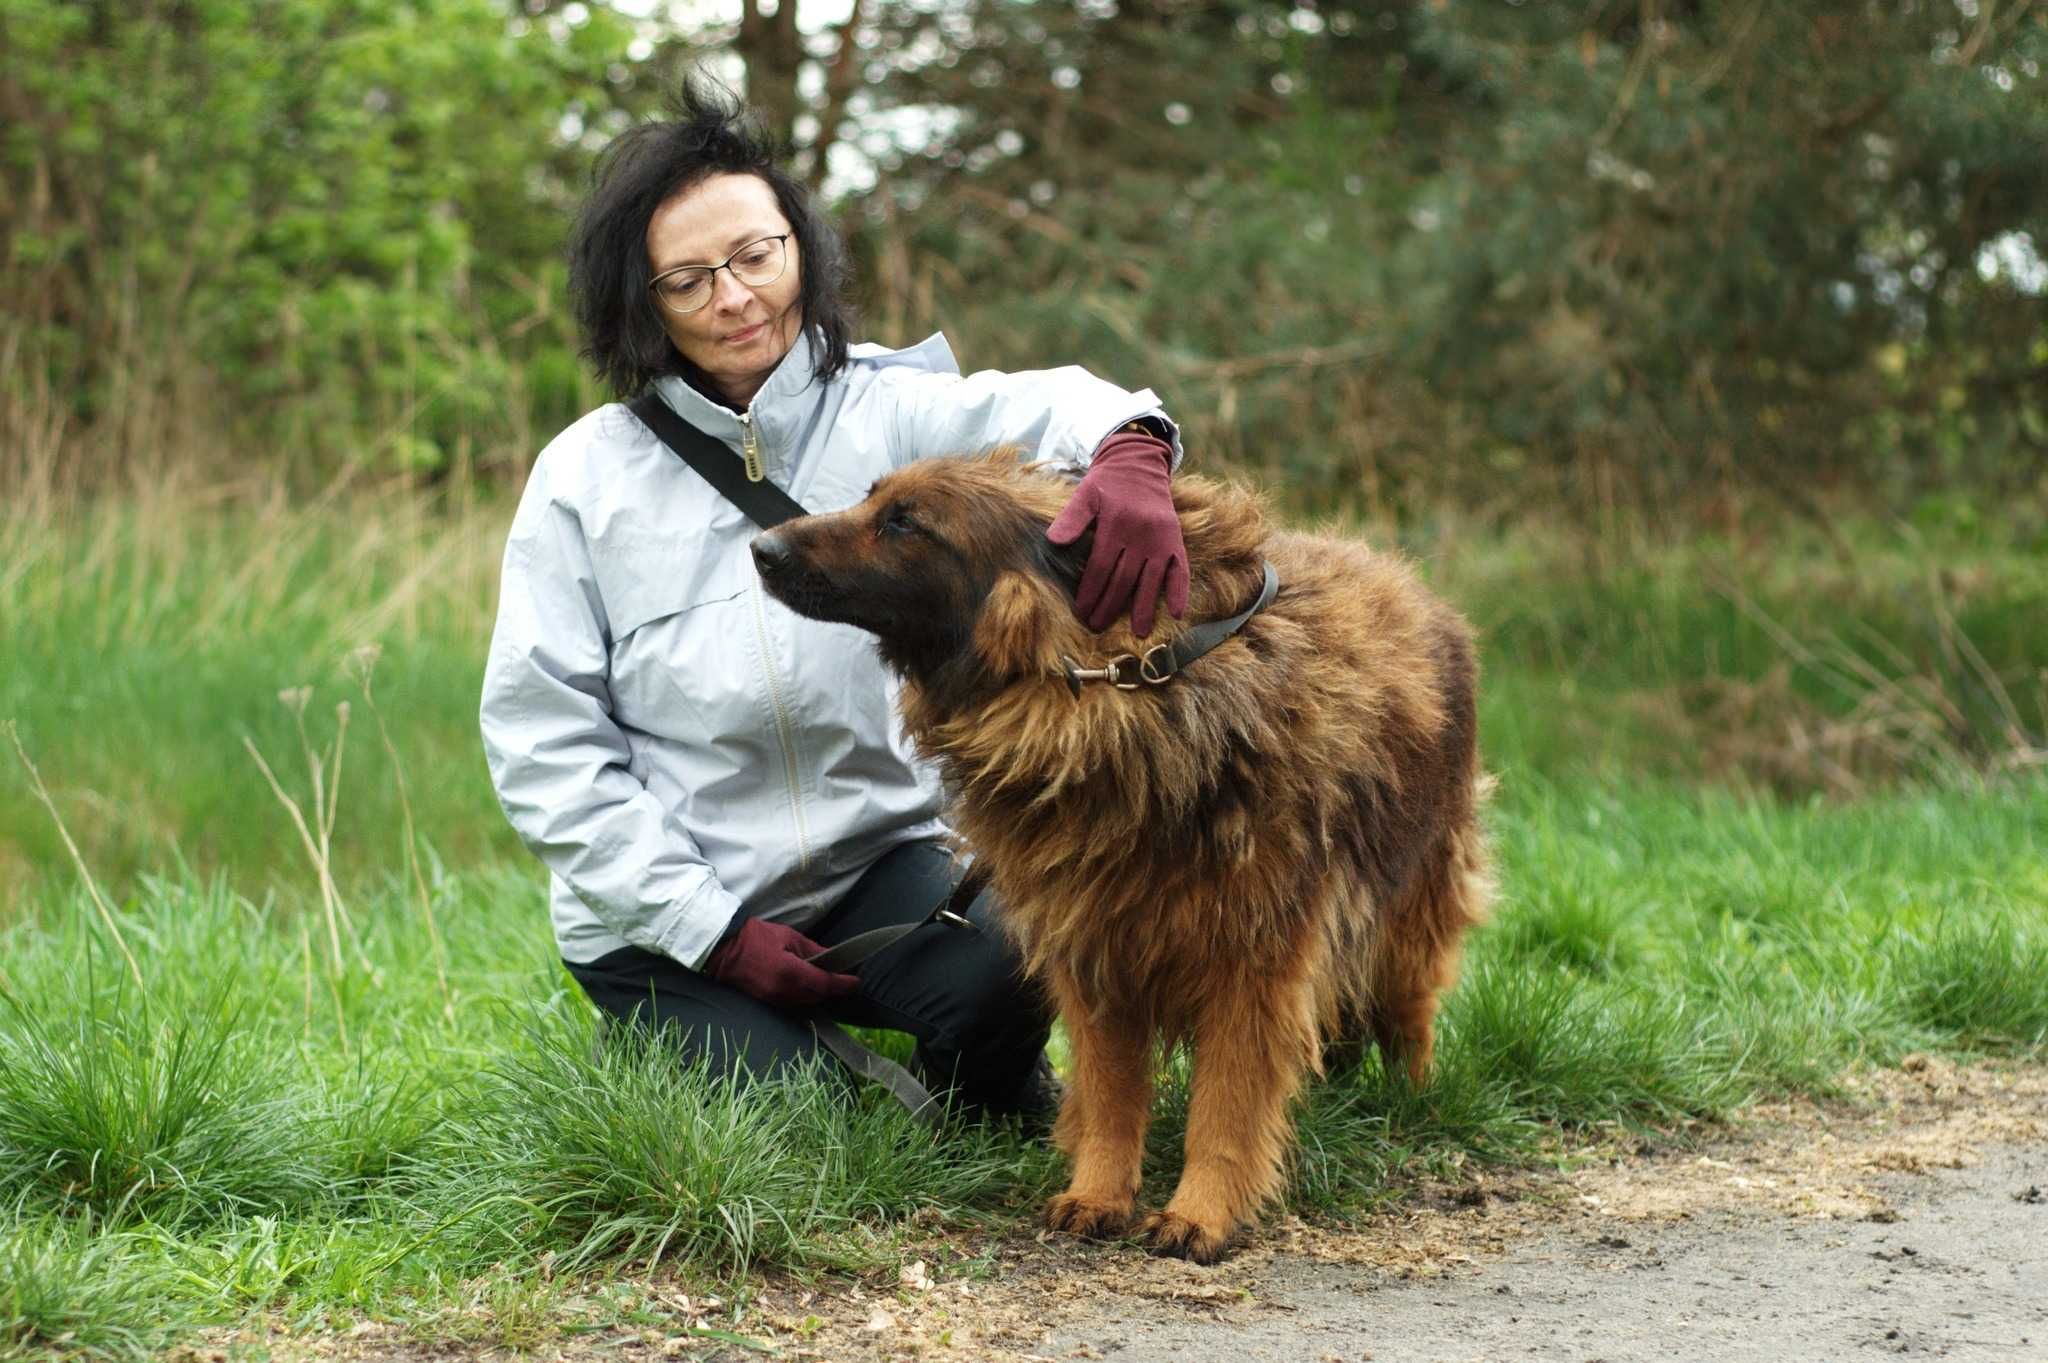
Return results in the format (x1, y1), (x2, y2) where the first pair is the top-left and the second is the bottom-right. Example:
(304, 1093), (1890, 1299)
(245, 1057), (2047, 1363)
(728, 1057), (2047, 1363)
(1034, 1140), (2045, 1362)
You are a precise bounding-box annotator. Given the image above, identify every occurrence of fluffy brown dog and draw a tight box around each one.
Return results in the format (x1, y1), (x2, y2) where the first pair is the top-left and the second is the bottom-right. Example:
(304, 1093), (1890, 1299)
(752, 453), (1491, 1262)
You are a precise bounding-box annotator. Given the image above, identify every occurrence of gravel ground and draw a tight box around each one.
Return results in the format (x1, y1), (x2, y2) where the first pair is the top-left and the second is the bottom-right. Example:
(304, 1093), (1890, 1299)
(222, 1057), (2048, 1363)
(1038, 1141), (2047, 1363)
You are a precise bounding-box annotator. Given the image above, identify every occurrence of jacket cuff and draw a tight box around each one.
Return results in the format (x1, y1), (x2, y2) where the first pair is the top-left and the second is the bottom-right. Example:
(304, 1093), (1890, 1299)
(1070, 400), (1181, 473)
(654, 882), (748, 971)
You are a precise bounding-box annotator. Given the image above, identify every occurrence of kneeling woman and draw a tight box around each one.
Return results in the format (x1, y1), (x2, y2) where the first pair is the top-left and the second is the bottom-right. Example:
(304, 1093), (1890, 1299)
(479, 83), (1188, 1120)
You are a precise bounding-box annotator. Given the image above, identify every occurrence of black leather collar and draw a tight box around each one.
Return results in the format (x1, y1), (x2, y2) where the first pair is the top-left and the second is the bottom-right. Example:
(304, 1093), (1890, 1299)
(1059, 561), (1280, 698)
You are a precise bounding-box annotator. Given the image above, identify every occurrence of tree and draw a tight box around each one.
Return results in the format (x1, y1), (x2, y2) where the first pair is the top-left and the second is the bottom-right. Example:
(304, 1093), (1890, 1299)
(0, 0), (640, 481)
(835, 0), (2048, 507)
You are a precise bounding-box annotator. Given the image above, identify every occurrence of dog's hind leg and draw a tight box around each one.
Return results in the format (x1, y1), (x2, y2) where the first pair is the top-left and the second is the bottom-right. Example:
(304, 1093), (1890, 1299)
(1044, 971), (1152, 1241)
(1140, 965), (1320, 1264)
(1370, 822), (1490, 1085)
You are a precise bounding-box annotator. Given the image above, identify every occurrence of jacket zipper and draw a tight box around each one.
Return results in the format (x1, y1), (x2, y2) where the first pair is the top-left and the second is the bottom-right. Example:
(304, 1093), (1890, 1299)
(748, 578), (812, 871)
(739, 410), (764, 482)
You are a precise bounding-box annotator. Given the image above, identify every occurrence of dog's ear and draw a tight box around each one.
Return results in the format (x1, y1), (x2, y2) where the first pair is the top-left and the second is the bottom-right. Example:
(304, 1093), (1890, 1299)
(974, 570), (1065, 677)
(1035, 526), (1090, 598)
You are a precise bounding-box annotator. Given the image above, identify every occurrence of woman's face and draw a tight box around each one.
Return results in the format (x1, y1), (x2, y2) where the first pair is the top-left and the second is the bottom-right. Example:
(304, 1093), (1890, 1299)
(645, 173), (804, 407)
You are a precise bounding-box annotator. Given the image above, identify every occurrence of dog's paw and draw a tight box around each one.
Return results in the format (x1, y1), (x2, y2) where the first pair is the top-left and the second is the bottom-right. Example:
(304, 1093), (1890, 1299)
(1044, 1192), (1132, 1240)
(1136, 1209), (1236, 1264)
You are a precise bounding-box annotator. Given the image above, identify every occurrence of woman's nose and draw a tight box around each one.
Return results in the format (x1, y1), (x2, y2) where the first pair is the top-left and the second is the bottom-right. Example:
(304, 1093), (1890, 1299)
(711, 269), (754, 311)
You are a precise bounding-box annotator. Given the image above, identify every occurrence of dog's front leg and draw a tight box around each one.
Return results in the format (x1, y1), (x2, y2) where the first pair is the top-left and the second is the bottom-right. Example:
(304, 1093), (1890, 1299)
(1044, 971), (1151, 1241)
(1141, 972), (1318, 1263)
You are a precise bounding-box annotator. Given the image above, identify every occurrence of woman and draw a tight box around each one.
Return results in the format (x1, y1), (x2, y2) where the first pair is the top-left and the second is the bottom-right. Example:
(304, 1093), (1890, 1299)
(479, 82), (1187, 1121)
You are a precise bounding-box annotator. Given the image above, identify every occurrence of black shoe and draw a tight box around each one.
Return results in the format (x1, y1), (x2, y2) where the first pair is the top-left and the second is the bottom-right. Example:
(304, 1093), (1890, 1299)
(1000, 1051), (1064, 1135)
(912, 1047), (1064, 1134)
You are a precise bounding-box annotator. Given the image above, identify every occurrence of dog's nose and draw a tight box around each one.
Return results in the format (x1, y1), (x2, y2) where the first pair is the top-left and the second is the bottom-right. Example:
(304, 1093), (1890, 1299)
(751, 532), (792, 576)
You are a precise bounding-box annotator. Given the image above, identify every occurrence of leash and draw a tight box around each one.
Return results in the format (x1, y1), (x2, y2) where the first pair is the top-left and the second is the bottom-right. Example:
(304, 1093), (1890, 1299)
(807, 864), (991, 1126)
(810, 863), (989, 973)
(1060, 560), (1279, 697)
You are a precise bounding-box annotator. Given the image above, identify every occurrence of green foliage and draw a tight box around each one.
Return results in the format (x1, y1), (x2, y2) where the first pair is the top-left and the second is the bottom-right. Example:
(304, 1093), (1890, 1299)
(1, 0), (642, 477)
(850, 0), (2048, 508)
(1892, 916), (2048, 1048)
(6, 2), (2045, 504)
(1385, 3), (2048, 499)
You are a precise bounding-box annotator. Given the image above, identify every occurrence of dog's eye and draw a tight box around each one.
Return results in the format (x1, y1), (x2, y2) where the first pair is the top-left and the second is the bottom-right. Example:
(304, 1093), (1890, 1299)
(878, 502), (921, 537)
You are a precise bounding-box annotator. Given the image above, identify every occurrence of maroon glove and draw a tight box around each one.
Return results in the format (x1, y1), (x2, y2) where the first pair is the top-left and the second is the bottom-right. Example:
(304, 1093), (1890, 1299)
(1046, 429), (1190, 637)
(703, 917), (859, 1010)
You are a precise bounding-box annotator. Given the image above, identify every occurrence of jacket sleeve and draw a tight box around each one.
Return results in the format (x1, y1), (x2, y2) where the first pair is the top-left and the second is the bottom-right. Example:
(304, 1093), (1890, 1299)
(478, 452), (741, 970)
(872, 355), (1184, 473)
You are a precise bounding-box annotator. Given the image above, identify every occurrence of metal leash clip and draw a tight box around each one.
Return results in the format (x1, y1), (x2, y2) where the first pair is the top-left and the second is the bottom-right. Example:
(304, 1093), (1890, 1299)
(1059, 646), (1175, 698)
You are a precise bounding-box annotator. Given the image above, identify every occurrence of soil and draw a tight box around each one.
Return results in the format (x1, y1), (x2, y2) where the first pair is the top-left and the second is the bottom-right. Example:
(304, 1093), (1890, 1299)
(210, 1056), (2048, 1363)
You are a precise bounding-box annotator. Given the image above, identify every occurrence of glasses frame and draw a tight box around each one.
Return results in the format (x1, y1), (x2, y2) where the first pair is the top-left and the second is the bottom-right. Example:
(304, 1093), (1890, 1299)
(647, 234), (793, 315)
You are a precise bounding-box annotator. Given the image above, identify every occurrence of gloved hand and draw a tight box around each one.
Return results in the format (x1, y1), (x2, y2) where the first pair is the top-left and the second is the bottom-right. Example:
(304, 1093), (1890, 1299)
(1046, 429), (1189, 637)
(703, 916), (860, 1010)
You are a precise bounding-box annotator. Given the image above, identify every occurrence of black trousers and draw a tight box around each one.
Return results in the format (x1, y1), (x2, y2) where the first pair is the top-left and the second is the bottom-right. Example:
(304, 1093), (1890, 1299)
(565, 840), (1053, 1112)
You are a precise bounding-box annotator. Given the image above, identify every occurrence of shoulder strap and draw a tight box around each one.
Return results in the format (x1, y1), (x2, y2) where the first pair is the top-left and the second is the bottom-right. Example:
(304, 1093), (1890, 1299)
(627, 390), (808, 530)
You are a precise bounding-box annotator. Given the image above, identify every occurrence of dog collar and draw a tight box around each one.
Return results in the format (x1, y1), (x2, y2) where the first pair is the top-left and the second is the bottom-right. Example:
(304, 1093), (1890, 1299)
(1059, 561), (1279, 698)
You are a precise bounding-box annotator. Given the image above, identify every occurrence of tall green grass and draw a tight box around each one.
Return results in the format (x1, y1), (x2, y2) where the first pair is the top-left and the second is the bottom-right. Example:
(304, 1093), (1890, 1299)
(1, 482), (2043, 1354)
(417, 1007), (1058, 1279)
(0, 982), (327, 1225)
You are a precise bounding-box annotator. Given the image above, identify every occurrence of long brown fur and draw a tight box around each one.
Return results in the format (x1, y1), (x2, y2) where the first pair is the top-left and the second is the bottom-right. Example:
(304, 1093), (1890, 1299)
(752, 452), (1493, 1263)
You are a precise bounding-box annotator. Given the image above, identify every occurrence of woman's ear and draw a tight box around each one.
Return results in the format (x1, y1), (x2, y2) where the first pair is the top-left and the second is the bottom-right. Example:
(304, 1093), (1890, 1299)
(974, 570), (1063, 677)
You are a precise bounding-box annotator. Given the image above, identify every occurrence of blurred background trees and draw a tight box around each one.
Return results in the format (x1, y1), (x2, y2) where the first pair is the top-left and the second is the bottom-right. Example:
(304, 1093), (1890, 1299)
(4, 0), (2043, 516)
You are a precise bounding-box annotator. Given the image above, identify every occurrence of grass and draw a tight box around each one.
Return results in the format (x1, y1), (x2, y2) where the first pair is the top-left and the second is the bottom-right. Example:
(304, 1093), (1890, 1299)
(0, 1218), (174, 1363)
(0, 477), (2044, 1356)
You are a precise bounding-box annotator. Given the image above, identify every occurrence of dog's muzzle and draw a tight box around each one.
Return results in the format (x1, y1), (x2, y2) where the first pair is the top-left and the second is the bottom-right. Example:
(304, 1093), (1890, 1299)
(750, 530), (795, 579)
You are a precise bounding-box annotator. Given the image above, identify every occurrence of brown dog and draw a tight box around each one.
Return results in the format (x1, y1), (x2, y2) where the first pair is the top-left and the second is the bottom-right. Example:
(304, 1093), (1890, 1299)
(752, 453), (1491, 1262)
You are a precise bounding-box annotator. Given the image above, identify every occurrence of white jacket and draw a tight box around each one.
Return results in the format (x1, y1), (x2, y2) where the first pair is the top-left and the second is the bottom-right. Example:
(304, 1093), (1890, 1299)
(480, 330), (1179, 967)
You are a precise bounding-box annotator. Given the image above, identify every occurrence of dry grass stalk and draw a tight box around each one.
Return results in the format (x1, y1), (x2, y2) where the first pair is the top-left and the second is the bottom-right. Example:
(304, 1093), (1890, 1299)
(1925, 567), (2038, 759)
(244, 732), (346, 971)
(300, 917), (315, 1035)
(4, 720), (146, 990)
(294, 696), (353, 945)
(349, 644), (454, 1023)
(242, 695), (375, 979)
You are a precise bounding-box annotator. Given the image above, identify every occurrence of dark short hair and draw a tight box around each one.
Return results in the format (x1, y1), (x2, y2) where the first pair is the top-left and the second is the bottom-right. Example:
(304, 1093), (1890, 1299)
(568, 77), (855, 400)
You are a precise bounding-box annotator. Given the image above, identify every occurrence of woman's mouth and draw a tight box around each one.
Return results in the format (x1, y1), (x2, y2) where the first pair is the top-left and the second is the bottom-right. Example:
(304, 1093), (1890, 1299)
(725, 321), (766, 345)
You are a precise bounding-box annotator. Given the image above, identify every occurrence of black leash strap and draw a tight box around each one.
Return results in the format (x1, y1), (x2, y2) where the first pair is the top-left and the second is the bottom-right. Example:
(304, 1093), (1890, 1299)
(628, 391), (808, 530)
(809, 864), (989, 974)
(807, 864), (991, 1127)
(810, 1024), (945, 1125)
(1060, 560), (1280, 697)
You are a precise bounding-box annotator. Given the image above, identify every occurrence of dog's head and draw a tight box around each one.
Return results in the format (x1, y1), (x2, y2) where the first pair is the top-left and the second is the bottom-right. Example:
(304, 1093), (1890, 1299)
(752, 453), (1098, 705)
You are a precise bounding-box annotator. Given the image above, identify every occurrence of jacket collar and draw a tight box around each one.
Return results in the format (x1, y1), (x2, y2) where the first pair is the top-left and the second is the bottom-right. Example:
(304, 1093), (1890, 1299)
(651, 328), (822, 472)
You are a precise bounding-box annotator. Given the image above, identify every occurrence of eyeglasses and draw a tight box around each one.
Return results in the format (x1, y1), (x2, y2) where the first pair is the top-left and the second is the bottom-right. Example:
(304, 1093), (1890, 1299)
(648, 234), (791, 315)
